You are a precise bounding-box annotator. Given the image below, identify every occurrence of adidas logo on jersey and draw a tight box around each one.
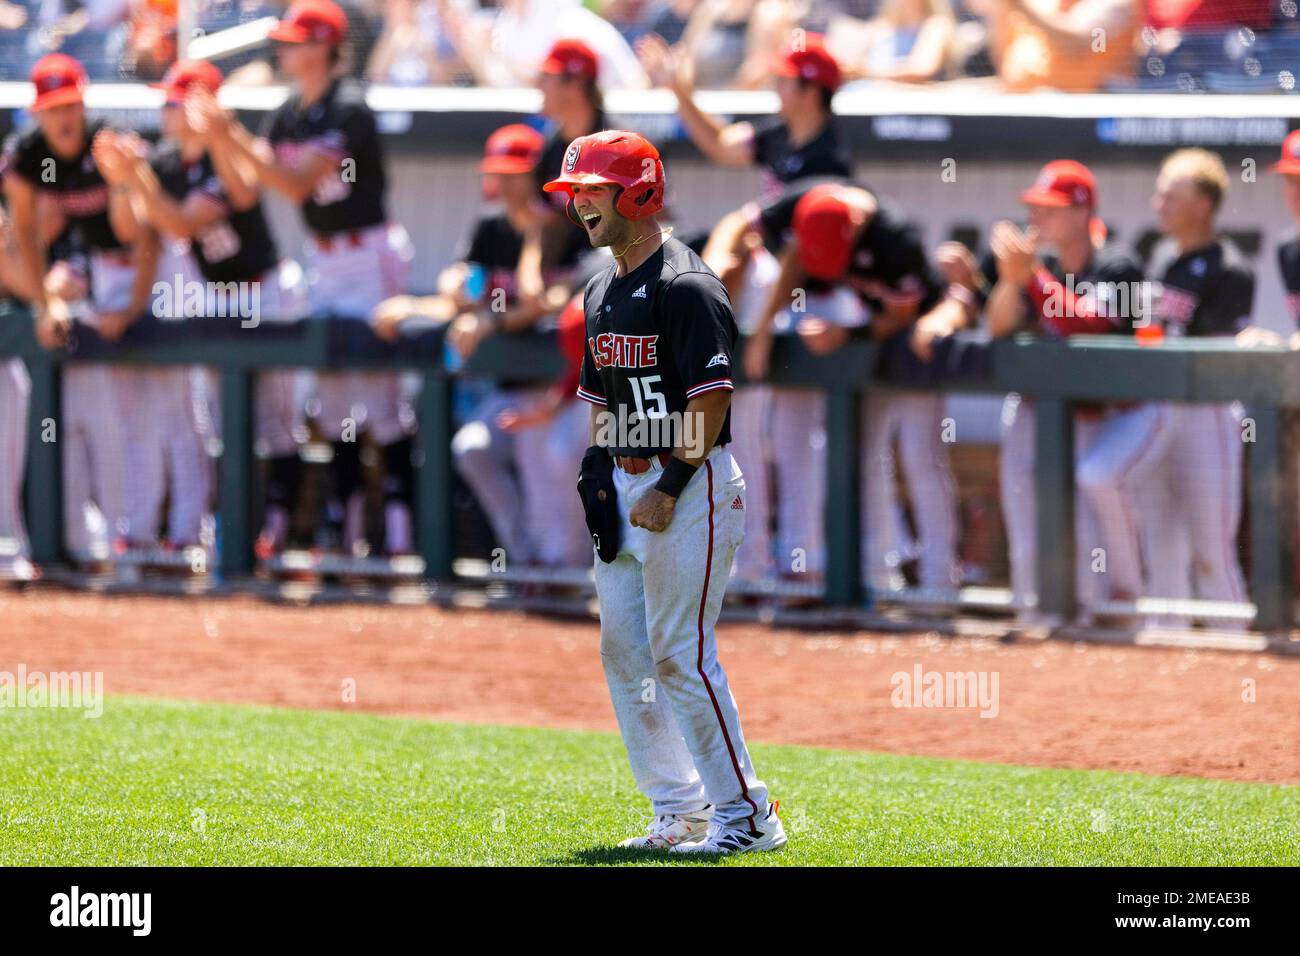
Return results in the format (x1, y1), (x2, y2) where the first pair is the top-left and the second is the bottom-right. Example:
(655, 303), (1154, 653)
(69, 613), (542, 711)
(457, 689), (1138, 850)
(705, 353), (729, 369)
(632, 284), (647, 298)
(731, 496), (744, 510)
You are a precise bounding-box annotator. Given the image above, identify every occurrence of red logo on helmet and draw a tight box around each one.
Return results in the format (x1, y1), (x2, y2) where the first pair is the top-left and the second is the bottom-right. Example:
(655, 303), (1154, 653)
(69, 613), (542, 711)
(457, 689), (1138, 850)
(565, 143), (580, 172)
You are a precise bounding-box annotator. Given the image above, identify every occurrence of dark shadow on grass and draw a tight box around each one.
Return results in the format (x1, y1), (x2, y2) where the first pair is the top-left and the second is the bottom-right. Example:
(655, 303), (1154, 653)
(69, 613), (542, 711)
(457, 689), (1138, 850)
(552, 845), (732, 865)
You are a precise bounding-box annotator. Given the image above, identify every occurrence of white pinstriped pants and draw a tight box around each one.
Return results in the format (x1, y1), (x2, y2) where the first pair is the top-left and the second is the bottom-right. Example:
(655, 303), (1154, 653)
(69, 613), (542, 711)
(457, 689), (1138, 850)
(594, 446), (770, 829)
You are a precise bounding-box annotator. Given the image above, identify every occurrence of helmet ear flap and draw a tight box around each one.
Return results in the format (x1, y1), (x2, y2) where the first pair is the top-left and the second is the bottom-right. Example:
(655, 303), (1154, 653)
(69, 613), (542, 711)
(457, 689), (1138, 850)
(565, 195), (581, 227)
(613, 160), (666, 220)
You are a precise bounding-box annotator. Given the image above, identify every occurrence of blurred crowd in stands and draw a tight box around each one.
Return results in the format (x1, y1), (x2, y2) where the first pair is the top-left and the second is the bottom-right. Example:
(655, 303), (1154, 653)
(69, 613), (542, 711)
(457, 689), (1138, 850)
(0, 0), (1293, 93)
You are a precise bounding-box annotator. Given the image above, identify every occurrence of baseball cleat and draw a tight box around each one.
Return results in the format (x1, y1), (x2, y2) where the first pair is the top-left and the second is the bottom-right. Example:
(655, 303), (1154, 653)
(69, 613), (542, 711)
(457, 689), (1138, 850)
(618, 807), (713, 850)
(670, 801), (787, 856)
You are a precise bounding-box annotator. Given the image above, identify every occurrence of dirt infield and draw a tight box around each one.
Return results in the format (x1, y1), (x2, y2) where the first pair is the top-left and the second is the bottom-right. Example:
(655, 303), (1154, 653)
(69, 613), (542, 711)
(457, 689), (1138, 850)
(2, 590), (1297, 785)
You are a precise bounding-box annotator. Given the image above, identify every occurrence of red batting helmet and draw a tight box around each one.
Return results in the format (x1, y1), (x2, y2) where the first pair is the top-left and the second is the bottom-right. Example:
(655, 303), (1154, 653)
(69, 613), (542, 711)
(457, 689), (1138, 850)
(542, 130), (665, 226)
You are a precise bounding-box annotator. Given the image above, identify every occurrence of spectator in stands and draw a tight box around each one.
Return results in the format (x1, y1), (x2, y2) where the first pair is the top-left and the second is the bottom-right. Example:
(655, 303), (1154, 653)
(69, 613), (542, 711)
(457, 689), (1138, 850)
(366, 0), (444, 84)
(124, 0), (177, 80)
(971, 0), (1137, 92)
(827, 0), (959, 84)
(441, 0), (649, 88)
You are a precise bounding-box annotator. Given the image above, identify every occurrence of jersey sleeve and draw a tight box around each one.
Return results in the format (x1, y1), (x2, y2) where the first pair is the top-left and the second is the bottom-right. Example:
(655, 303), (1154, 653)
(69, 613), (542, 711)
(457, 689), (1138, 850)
(1, 131), (38, 185)
(257, 105), (283, 144)
(314, 103), (375, 162)
(744, 189), (802, 250)
(576, 280), (605, 406)
(871, 222), (933, 312)
(462, 218), (492, 267)
(747, 118), (778, 167)
(662, 271), (737, 400)
(1196, 261), (1255, 335)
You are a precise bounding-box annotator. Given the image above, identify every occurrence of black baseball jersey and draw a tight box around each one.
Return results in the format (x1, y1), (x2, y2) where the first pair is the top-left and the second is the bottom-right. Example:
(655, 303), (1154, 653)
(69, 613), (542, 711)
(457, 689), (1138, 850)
(260, 78), (387, 235)
(974, 240), (1145, 335)
(577, 237), (737, 457)
(0, 117), (124, 252)
(538, 111), (607, 212)
(1277, 235), (1300, 327)
(150, 142), (278, 284)
(1146, 237), (1254, 337)
(749, 117), (852, 202)
(753, 178), (944, 315)
(461, 212), (589, 299)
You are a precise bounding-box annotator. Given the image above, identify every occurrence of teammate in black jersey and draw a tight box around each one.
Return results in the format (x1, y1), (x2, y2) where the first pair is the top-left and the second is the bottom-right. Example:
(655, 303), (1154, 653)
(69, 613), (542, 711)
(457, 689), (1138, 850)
(97, 59), (312, 559)
(2, 53), (162, 560)
(637, 30), (851, 203)
(191, 0), (418, 558)
(374, 123), (593, 568)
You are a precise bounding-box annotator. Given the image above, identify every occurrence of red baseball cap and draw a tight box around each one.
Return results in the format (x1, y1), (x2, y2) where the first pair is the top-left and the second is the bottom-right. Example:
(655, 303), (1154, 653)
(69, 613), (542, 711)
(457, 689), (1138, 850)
(1272, 130), (1300, 176)
(30, 54), (87, 112)
(153, 59), (223, 105)
(540, 39), (599, 81)
(772, 33), (841, 92)
(792, 183), (862, 280)
(1021, 160), (1097, 208)
(268, 0), (348, 45)
(480, 123), (544, 174)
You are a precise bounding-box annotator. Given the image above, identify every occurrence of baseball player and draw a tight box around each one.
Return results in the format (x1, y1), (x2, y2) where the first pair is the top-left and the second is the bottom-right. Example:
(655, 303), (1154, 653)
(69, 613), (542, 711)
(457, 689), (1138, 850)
(1077, 149), (1252, 628)
(942, 161), (1146, 619)
(1275, 131), (1300, 336)
(193, 0), (417, 557)
(97, 61), (311, 558)
(546, 130), (785, 854)
(536, 39), (609, 212)
(0, 203), (46, 583)
(637, 30), (851, 204)
(375, 123), (592, 568)
(733, 178), (968, 595)
(2, 54), (161, 561)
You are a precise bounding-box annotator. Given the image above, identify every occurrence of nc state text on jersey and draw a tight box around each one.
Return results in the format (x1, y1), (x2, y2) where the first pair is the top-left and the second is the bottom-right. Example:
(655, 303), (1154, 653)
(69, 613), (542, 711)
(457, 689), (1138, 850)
(587, 333), (659, 370)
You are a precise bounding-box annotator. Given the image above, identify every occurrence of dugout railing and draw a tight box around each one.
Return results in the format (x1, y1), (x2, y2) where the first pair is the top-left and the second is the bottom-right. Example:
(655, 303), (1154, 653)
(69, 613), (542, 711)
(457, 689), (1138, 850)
(1, 304), (1298, 631)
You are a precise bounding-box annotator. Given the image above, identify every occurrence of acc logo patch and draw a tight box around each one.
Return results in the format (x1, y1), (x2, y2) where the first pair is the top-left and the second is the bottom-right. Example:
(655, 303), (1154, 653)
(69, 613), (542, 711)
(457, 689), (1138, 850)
(565, 142), (581, 172)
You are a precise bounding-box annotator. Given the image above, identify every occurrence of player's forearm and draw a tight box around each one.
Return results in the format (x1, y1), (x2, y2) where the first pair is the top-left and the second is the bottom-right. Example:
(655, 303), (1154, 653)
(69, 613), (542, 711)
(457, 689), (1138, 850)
(13, 229), (49, 311)
(754, 248), (803, 336)
(127, 163), (196, 238)
(678, 390), (730, 467)
(700, 208), (752, 278)
(986, 281), (1027, 338)
(208, 145), (260, 212)
(223, 122), (316, 204)
(674, 93), (731, 166)
(125, 232), (160, 317)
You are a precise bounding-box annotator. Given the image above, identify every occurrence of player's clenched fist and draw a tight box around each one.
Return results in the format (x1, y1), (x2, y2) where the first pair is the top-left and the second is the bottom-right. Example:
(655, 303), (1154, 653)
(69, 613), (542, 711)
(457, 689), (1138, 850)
(629, 488), (676, 533)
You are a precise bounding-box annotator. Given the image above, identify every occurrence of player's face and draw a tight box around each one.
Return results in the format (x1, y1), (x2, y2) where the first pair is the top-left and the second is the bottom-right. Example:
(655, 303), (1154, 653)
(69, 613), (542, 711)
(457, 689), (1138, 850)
(570, 182), (622, 247)
(1026, 202), (1086, 246)
(276, 40), (329, 81)
(161, 101), (188, 141)
(1282, 175), (1300, 223)
(495, 170), (535, 210)
(537, 73), (563, 118)
(774, 75), (802, 120)
(1152, 174), (1209, 236)
(37, 102), (86, 160)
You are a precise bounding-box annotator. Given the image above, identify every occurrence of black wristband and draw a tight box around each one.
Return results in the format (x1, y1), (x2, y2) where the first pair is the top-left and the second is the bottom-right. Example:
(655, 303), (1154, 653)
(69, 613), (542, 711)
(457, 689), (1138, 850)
(654, 457), (698, 499)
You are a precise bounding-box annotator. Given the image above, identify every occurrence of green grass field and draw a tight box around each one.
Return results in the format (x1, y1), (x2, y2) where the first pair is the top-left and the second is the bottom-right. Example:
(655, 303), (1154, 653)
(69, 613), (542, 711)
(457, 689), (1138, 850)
(0, 695), (1295, 866)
